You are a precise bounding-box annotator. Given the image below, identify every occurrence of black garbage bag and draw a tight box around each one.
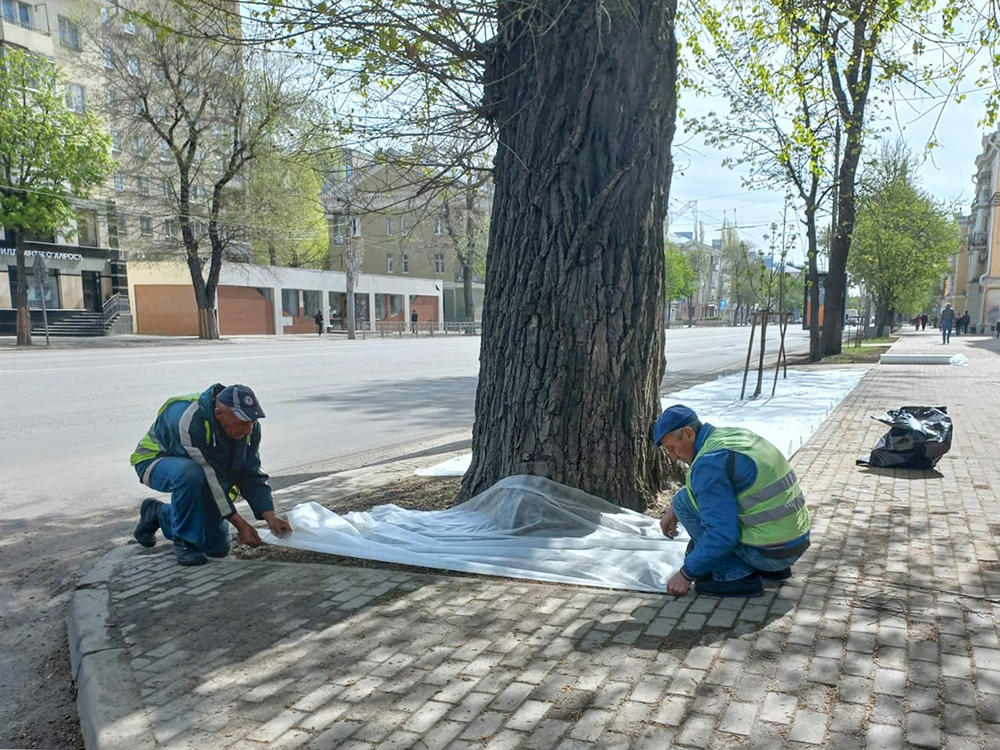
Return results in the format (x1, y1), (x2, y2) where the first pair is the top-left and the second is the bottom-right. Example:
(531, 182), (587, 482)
(857, 406), (953, 469)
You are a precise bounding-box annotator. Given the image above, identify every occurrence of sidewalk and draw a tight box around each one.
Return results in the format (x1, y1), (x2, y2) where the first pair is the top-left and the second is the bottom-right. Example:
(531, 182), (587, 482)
(70, 330), (1000, 750)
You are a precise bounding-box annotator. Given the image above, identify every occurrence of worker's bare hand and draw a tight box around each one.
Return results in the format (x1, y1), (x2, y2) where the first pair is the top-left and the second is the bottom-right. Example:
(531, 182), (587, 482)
(666, 571), (691, 596)
(264, 512), (292, 538)
(660, 507), (679, 538)
(237, 522), (263, 548)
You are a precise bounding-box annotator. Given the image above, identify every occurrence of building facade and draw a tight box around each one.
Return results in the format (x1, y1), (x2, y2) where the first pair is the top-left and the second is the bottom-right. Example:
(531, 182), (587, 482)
(1, 0), (134, 334)
(127, 262), (443, 336)
(951, 132), (1000, 332)
(323, 153), (490, 322)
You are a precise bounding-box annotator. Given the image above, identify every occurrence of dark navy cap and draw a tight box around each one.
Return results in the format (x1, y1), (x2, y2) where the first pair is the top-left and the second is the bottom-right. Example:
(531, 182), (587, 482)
(652, 404), (698, 444)
(217, 384), (266, 422)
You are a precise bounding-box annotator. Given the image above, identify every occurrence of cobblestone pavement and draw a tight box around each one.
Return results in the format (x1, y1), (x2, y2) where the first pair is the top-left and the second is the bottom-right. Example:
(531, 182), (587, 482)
(90, 330), (1000, 749)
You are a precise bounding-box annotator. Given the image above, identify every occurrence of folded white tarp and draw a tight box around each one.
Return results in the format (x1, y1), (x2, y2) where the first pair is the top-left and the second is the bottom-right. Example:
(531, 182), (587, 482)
(263, 475), (689, 593)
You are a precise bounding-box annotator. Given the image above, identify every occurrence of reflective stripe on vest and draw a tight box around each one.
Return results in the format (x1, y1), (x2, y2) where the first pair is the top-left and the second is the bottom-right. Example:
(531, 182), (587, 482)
(129, 393), (202, 467)
(686, 426), (811, 547)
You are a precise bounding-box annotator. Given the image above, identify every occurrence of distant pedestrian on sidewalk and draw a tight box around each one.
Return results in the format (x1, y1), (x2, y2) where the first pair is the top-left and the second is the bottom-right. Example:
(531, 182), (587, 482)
(962, 311), (971, 335)
(130, 384), (291, 566)
(653, 405), (812, 599)
(921, 314), (928, 330)
(940, 304), (956, 344)
(314, 310), (324, 335)
(411, 308), (419, 334)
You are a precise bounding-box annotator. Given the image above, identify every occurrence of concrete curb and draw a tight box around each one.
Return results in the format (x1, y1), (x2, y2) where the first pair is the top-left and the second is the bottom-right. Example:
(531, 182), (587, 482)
(68, 545), (157, 750)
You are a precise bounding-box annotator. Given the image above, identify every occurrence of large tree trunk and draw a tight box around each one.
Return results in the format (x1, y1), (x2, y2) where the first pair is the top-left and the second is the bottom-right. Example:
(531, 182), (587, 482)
(14, 232), (31, 346)
(821, 123), (864, 356)
(460, 0), (677, 509)
(185, 252), (220, 340)
(805, 215), (821, 362)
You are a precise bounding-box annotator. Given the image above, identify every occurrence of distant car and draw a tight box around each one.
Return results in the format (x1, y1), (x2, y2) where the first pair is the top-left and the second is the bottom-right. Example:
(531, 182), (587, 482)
(845, 308), (860, 326)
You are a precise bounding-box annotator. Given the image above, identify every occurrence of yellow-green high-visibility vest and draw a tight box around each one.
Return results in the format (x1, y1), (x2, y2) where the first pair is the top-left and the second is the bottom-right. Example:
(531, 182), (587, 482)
(129, 393), (207, 467)
(685, 426), (811, 547)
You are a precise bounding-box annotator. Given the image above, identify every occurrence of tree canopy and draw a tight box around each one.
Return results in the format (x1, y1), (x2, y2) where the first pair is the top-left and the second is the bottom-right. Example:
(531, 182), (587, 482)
(0, 47), (114, 345)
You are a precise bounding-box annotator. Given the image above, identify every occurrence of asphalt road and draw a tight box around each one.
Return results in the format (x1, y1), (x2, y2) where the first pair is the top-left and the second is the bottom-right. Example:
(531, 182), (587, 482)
(0, 323), (809, 748)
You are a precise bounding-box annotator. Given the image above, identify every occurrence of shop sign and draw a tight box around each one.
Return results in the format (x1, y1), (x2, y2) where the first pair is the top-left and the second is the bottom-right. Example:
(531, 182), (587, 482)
(0, 248), (84, 262)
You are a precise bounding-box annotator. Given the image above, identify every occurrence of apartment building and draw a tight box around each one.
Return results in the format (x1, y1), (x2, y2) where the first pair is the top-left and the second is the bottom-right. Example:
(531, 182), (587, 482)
(951, 132), (1000, 332)
(0, 0), (131, 335)
(323, 152), (490, 324)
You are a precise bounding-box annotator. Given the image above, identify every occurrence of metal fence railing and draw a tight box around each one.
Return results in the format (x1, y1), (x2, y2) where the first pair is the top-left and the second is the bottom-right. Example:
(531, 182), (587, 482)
(102, 293), (131, 327)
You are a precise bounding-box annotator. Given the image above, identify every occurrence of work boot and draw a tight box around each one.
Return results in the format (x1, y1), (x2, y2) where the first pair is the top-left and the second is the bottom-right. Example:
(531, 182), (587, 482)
(173, 540), (207, 567)
(695, 573), (764, 598)
(133, 498), (164, 548)
(757, 567), (793, 581)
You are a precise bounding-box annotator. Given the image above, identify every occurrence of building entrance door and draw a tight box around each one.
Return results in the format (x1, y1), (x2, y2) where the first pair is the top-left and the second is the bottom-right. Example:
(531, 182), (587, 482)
(82, 271), (102, 312)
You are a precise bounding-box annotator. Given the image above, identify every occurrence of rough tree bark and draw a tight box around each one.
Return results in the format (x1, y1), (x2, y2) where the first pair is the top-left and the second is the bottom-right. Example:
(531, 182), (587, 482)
(14, 232), (31, 346)
(459, 0), (678, 510)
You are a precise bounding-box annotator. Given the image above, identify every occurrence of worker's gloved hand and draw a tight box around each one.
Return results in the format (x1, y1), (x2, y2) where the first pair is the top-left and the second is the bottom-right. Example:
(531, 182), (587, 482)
(660, 506), (679, 538)
(263, 511), (292, 538)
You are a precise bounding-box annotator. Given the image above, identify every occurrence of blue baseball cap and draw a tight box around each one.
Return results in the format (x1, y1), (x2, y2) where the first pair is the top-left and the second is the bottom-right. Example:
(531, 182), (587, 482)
(217, 384), (266, 422)
(652, 404), (698, 444)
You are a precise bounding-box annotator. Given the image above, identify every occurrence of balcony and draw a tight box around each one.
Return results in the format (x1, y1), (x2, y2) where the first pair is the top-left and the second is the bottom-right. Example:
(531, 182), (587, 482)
(0, 16), (55, 57)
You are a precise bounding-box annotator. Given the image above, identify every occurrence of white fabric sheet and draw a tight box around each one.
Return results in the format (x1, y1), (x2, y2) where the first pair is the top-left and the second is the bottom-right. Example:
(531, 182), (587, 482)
(264, 475), (689, 593)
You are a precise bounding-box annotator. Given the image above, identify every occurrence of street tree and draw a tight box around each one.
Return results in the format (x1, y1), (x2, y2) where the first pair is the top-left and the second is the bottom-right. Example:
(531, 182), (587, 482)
(441, 163), (491, 329)
(0, 48), (114, 346)
(664, 243), (696, 324)
(93, 0), (324, 338)
(231, 0), (678, 507)
(683, 248), (709, 326)
(847, 144), (959, 336)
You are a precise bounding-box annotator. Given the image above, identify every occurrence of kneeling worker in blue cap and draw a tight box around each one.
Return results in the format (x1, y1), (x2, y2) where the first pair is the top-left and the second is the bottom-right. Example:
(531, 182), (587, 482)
(130, 384), (292, 566)
(653, 405), (811, 598)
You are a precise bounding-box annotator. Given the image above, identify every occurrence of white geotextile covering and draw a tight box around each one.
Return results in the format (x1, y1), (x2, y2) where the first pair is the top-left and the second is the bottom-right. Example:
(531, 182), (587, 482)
(267, 367), (866, 591)
(263, 475), (689, 593)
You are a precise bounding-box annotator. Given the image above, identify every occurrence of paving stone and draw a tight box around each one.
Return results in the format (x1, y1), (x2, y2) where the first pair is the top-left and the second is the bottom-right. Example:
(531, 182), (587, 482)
(787, 709), (827, 745)
(718, 701), (757, 736)
(676, 713), (716, 748)
(759, 692), (796, 725)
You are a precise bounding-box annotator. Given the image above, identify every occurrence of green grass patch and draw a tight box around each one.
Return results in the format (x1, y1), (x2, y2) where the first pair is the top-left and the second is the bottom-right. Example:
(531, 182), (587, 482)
(819, 348), (884, 364)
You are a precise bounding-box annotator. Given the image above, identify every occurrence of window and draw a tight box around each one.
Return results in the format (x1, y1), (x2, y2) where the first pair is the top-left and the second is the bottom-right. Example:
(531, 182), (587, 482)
(350, 217), (360, 237)
(77, 209), (98, 247)
(58, 17), (81, 50)
(110, 131), (120, 153)
(117, 213), (128, 237)
(192, 185), (206, 201)
(399, 215), (406, 233)
(3, 1), (31, 26)
(64, 84), (85, 113)
(114, 172), (123, 191)
(159, 141), (171, 161)
(137, 176), (150, 196)
(433, 217), (443, 236)
(126, 58), (140, 77)
(106, 87), (116, 109)
(103, 48), (114, 69)
(386, 217), (394, 236)
(133, 99), (144, 116)
(401, 254), (409, 274)
(281, 289), (299, 316)
(8, 267), (60, 309)
(100, 6), (110, 23)
(386, 254), (394, 274)
(162, 177), (173, 199)
(135, 134), (147, 157)
(331, 213), (345, 244)
(140, 215), (152, 236)
(123, 18), (136, 34)
(165, 220), (178, 239)
(433, 253), (445, 274)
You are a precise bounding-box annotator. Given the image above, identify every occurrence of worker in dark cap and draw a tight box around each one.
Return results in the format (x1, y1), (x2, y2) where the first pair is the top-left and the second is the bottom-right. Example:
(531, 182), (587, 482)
(129, 384), (291, 566)
(652, 404), (811, 597)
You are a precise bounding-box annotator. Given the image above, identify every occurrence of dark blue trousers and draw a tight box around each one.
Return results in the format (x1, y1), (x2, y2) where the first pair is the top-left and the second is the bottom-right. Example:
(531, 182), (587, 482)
(136, 457), (231, 557)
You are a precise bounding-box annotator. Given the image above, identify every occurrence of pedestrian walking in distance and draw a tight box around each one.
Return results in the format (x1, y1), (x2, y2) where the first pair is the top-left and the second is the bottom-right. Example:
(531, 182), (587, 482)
(130, 384), (292, 566)
(314, 309), (324, 335)
(411, 308), (419, 334)
(653, 405), (812, 598)
(940, 303), (956, 344)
